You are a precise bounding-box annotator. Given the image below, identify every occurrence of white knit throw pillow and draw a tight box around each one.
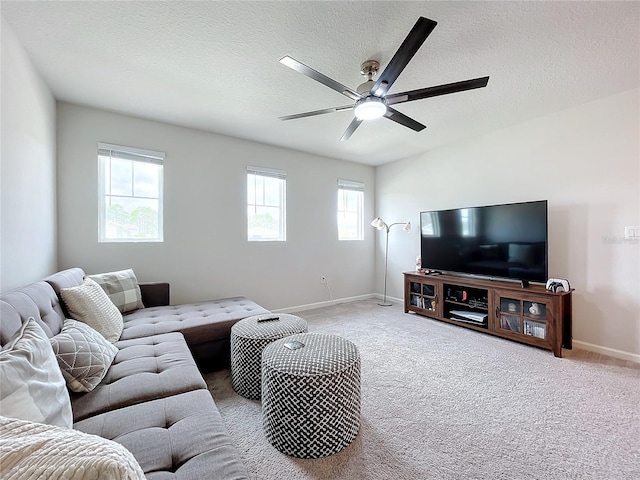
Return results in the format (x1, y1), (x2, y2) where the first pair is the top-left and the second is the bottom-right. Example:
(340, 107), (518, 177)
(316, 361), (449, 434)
(60, 277), (123, 343)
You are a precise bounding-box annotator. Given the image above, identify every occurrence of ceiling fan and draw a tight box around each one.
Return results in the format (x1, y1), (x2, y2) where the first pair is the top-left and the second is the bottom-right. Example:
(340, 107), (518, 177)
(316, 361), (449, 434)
(278, 17), (489, 141)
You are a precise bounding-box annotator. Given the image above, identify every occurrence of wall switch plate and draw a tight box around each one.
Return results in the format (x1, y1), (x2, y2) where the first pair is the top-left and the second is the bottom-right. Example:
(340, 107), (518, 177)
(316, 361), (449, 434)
(624, 226), (640, 239)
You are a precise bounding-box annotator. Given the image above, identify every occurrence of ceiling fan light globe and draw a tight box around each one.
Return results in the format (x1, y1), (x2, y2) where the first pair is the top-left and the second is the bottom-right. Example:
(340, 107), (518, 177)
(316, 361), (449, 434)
(354, 97), (387, 121)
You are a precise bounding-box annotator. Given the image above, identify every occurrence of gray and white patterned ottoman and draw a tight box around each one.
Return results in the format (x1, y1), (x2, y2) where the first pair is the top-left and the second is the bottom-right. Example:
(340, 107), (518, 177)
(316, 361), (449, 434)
(261, 332), (361, 458)
(230, 314), (307, 400)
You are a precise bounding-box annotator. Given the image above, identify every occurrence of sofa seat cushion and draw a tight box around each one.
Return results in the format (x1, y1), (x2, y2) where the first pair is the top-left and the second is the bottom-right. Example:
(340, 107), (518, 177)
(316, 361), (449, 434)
(71, 332), (206, 422)
(121, 297), (270, 346)
(73, 389), (250, 480)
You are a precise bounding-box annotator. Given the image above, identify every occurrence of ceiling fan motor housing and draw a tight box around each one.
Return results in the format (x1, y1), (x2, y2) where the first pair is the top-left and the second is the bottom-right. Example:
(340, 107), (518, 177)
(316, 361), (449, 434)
(357, 60), (380, 94)
(357, 80), (376, 94)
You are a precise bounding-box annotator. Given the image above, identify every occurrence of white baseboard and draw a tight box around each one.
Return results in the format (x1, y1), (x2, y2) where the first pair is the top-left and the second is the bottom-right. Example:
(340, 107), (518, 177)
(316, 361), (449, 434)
(379, 294), (403, 304)
(272, 294), (377, 314)
(572, 340), (640, 364)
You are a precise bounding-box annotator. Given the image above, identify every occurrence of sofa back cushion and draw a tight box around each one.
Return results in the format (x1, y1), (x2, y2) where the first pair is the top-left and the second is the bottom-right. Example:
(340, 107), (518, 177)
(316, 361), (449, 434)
(45, 268), (86, 317)
(0, 281), (67, 347)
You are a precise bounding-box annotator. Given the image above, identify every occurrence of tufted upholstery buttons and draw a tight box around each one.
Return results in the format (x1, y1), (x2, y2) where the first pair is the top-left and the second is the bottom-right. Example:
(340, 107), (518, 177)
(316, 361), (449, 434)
(119, 297), (270, 368)
(73, 390), (250, 479)
(70, 333), (206, 422)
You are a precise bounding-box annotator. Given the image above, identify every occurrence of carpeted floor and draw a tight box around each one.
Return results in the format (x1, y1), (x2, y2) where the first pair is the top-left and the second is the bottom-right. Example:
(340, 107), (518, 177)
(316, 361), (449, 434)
(204, 299), (640, 480)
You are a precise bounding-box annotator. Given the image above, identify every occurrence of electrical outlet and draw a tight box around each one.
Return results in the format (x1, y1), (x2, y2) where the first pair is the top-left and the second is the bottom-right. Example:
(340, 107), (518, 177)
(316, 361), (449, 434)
(320, 276), (327, 284)
(624, 226), (640, 239)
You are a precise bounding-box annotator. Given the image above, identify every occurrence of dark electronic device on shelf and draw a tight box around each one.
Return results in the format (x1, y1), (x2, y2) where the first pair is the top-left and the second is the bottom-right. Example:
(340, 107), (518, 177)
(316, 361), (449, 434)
(420, 200), (548, 284)
(468, 298), (488, 309)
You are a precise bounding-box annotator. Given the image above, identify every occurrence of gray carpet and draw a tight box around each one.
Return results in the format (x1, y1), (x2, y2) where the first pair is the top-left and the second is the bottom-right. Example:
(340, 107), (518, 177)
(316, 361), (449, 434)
(204, 299), (640, 480)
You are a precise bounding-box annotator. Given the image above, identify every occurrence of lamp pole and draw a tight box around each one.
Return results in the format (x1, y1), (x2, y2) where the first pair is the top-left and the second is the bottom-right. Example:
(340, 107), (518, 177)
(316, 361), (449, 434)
(371, 218), (411, 307)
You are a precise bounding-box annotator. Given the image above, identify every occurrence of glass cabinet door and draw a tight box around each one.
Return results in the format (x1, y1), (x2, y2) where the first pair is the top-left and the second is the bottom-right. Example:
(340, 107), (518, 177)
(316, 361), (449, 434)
(409, 281), (437, 312)
(523, 300), (548, 339)
(495, 293), (551, 340)
(497, 297), (522, 333)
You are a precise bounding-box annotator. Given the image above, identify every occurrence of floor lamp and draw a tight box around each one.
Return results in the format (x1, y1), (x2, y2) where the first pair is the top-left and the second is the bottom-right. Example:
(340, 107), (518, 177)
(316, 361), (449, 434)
(371, 217), (411, 306)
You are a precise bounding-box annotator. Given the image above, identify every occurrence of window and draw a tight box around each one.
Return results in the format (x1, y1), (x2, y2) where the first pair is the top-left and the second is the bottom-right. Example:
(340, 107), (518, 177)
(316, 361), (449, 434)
(421, 212), (441, 237)
(247, 166), (286, 241)
(459, 208), (477, 237)
(337, 179), (364, 240)
(98, 143), (164, 242)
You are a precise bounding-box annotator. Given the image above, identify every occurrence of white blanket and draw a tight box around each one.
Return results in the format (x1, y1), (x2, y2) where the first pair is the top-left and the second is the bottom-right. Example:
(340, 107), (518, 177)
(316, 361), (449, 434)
(0, 416), (145, 480)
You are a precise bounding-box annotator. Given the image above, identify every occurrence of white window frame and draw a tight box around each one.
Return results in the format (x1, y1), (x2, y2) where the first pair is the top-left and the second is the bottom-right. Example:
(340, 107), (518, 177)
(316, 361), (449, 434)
(337, 179), (364, 241)
(98, 142), (164, 243)
(247, 166), (287, 242)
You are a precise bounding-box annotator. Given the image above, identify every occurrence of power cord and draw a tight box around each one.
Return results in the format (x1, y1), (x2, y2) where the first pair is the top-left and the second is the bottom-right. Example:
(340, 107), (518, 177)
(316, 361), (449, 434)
(323, 278), (335, 303)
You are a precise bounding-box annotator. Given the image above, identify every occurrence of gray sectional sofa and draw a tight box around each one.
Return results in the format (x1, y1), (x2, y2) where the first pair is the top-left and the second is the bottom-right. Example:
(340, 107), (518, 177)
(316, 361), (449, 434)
(0, 267), (270, 479)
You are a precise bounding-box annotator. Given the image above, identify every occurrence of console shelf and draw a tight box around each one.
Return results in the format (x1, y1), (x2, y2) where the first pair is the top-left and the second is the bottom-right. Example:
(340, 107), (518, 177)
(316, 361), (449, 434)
(403, 272), (572, 357)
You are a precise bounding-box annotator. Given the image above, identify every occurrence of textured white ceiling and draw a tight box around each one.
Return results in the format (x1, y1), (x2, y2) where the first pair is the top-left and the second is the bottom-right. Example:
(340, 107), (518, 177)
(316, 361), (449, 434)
(2, 1), (638, 166)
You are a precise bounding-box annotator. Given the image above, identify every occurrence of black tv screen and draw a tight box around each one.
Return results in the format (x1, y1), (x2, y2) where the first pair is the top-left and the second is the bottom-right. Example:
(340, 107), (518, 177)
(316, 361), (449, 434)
(420, 200), (548, 283)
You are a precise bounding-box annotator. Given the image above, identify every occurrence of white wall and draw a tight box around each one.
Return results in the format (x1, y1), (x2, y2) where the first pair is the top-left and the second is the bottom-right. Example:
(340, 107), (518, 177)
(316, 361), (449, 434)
(376, 88), (640, 360)
(0, 19), (57, 293)
(56, 103), (375, 309)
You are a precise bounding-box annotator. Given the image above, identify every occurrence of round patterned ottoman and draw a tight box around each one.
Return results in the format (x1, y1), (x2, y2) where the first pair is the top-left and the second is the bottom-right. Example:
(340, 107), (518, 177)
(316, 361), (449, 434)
(231, 314), (308, 400)
(261, 332), (361, 458)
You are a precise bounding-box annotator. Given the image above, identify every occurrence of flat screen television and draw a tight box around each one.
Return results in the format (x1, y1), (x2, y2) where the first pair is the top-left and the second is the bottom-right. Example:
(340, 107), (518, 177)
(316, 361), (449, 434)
(420, 200), (548, 283)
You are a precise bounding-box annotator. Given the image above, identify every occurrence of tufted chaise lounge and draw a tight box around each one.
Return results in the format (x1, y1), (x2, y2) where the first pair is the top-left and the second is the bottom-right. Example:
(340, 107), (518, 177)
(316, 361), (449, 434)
(0, 267), (270, 479)
(47, 267), (270, 370)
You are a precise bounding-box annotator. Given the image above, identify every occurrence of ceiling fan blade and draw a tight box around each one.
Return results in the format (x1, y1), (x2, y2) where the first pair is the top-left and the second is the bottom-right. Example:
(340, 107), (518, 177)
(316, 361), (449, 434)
(279, 105), (354, 121)
(340, 118), (363, 142)
(370, 17), (437, 97)
(386, 76), (490, 105)
(280, 56), (362, 101)
(384, 107), (426, 132)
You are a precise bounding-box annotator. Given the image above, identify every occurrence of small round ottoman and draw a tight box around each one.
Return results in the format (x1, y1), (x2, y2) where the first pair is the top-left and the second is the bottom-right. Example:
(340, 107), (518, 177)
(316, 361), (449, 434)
(231, 314), (308, 400)
(261, 333), (361, 458)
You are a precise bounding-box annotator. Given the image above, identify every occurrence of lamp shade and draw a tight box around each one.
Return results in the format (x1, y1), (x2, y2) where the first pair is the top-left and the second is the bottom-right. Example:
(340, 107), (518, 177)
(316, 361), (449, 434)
(370, 217), (385, 230)
(371, 217), (411, 306)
